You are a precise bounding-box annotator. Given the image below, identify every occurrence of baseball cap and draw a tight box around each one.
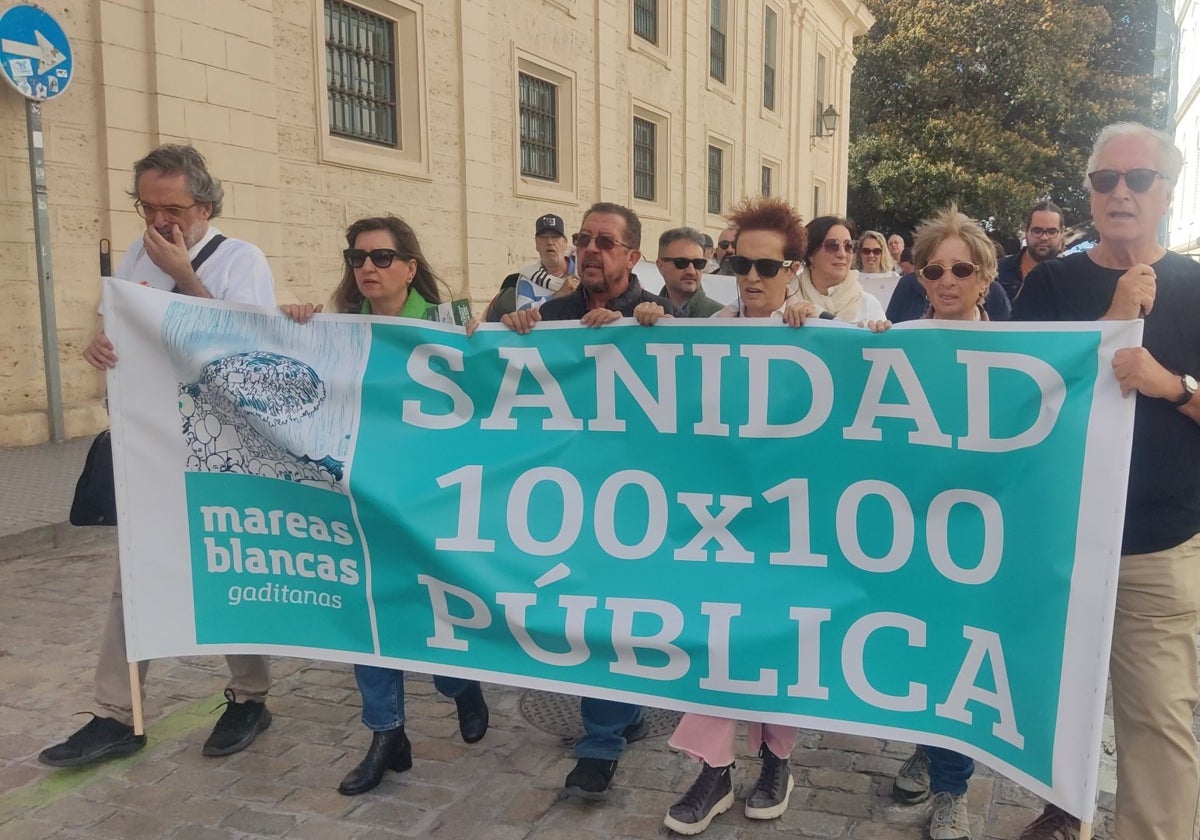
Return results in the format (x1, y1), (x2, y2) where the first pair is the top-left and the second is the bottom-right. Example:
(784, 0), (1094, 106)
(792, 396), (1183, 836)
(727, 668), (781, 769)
(535, 214), (565, 237)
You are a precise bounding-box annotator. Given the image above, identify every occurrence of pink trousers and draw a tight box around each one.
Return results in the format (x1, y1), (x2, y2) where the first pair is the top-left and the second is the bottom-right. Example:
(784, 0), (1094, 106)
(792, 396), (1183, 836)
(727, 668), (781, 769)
(669, 712), (798, 767)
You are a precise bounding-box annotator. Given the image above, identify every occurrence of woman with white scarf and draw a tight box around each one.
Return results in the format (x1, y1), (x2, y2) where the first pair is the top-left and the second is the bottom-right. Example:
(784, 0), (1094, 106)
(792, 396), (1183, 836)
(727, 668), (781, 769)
(796, 216), (887, 323)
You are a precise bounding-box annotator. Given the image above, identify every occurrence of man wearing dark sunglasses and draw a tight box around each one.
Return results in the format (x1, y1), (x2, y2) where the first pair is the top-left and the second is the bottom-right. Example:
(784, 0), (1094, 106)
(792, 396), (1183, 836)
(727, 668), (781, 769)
(47, 144), (275, 772)
(996, 200), (1065, 303)
(495, 202), (678, 800)
(713, 225), (739, 275)
(1013, 123), (1200, 840)
(656, 227), (723, 318)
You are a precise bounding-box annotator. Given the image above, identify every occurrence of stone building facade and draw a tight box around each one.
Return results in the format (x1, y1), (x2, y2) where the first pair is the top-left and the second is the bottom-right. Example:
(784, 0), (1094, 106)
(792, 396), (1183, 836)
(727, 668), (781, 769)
(0, 0), (873, 445)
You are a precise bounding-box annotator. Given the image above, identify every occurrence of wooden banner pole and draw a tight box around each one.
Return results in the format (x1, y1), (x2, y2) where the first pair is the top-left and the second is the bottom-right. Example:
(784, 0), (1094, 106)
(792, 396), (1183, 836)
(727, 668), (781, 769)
(128, 662), (145, 736)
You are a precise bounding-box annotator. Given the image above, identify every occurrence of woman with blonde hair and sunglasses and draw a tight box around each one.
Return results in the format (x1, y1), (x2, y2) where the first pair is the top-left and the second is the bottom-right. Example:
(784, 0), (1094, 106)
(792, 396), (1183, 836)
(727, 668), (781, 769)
(863, 205), (1000, 840)
(796, 216), (887, 323)
(856, 229), (897, 277)
(281, 216), (491, 797)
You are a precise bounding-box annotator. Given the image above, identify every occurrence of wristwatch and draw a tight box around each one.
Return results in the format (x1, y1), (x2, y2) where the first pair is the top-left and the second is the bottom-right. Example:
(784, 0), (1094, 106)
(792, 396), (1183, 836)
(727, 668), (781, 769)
(1171, 373), (1198, 407)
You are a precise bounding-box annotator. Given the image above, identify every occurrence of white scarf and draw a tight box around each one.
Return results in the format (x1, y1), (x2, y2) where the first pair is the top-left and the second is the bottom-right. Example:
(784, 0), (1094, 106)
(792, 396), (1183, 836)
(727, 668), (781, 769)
(797, 266), (865, 322)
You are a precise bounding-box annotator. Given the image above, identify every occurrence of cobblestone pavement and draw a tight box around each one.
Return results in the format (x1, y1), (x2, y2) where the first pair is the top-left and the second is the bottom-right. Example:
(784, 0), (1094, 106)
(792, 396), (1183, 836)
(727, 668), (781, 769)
(0, 530), (1117, 840)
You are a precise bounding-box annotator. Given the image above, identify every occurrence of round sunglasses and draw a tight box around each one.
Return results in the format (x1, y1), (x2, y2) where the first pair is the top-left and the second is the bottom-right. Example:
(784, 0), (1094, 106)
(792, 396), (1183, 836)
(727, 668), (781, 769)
(728, 255), (796, 278)
(344, 248), (403, 268)
(1087, 168), (1162, 194)
(858, 247), (883, 256)
(919, 262), (979, 282)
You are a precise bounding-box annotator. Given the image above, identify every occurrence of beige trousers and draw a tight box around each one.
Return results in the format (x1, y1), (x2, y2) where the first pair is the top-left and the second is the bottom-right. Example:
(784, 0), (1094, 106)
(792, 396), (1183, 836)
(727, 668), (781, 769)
(1109, 532), (1200, 840)
(94, 562), (270, 724)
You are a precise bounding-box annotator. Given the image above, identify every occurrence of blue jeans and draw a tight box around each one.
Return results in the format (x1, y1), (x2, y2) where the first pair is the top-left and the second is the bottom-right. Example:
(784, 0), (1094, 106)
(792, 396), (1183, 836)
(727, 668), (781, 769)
(355, 665), (473, 731)
(925, 745), (974, 796)
(576, 697), (643, 761)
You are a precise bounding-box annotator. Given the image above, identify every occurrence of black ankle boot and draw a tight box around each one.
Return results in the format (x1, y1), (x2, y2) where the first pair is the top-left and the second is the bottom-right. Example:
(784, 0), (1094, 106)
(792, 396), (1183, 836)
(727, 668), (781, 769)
(337, 727), (412, 796)
(454, 682), (489, 744)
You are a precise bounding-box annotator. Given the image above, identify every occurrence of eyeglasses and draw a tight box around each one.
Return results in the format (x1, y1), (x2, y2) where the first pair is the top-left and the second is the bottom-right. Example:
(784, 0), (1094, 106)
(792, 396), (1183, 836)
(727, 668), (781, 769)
(728, 255), (796, 278)
(919, 262), (979, 282)
(1028, 226), (1061, 238)
(663, 257), (707, 270)
(572, 232), (630, 251)
(822, 239), (856, 255)
(134, 200), (197, 219)
(344, 248), (403, 269)
(859, 247), (883, 256)
(718, 239), (736, 250)
(1087, 168), (1162, 194)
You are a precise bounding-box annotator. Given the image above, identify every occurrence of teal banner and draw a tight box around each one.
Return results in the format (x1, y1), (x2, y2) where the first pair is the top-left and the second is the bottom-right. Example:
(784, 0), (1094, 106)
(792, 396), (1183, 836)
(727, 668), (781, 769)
(104, 281), (1139, 818)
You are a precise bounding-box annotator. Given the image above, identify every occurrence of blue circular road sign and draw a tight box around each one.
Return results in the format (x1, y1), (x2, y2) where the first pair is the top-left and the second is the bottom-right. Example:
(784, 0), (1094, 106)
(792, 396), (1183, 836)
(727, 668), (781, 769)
(0, 5), (73, 101)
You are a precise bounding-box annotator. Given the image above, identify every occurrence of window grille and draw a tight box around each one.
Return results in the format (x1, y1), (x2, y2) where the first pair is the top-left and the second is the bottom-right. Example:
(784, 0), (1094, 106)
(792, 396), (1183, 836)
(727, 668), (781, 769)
(325, 0), (397, 147)
(519, 73), (558, 181)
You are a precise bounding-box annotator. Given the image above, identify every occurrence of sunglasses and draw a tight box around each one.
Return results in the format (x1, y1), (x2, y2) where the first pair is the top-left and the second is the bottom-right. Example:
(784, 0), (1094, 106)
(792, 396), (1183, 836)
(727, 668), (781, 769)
(859, 247), (883, 256)
(822, 239), (855, 255)
(1087, 168), (1162, 194)
(718, 239), (735, 249)
(662, 257), (707, 270)
(1028, 226), (1061, 238)
(344, 248), (403, 269)
(572, 232), (630, 251)
(920, 262), (978, 282)
(728, 255), (796, 278)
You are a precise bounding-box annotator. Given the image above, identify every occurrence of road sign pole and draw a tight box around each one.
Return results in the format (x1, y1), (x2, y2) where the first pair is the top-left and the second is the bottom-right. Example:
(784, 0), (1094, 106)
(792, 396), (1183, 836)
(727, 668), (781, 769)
(26, 98), (64, 442)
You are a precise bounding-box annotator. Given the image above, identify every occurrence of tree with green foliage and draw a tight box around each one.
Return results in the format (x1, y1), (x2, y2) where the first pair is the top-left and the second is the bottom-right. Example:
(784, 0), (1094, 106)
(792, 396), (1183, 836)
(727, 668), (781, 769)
(848, 0), (1164, 240)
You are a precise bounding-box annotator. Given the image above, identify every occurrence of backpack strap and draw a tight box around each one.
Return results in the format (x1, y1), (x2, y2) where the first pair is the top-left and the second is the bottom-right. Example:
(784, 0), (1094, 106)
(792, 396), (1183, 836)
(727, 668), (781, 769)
(171, 234), (227, 294)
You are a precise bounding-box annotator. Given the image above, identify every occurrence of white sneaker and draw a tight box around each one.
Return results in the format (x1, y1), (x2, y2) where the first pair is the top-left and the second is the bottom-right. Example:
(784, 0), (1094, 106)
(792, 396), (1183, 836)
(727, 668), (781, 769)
(928, 790), (970, 840)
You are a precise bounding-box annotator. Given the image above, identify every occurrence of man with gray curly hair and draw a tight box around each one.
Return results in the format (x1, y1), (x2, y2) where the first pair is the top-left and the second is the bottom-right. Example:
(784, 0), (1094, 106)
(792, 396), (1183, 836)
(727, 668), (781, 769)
(43, 144), (276, 770)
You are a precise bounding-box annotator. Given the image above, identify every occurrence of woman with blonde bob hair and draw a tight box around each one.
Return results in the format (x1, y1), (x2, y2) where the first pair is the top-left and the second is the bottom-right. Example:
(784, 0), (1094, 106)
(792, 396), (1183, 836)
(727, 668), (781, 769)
(908, 205), (998, 322)
(870, 205), (1000, 840)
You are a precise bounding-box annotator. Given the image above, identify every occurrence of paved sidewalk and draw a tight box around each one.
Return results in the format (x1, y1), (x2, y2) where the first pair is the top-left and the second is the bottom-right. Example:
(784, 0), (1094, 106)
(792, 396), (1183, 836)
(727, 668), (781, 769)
(0, 439), (1125, 839)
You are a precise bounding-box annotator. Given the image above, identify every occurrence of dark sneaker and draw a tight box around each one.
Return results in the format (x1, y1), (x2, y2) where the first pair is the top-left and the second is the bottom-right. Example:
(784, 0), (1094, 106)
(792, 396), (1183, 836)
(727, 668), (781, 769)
(744, 744), (794, 820)
(563, 757), (618, 800)
(928, 791), (970, 840)
(663, 762), (734, 835)
(39, 714), (146, 767)
(454, 681), (489, 744)
(1018, 804), (1081, 839)
(202, 689), (272, 757)
(893, 746), (931, 804)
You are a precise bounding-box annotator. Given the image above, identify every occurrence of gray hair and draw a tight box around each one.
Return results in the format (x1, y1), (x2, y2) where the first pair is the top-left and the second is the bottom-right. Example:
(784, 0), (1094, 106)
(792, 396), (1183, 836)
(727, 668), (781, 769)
(1085, 122), (1184, 189)
(128, 144), (224, 217)
(658, 226), (706, 253)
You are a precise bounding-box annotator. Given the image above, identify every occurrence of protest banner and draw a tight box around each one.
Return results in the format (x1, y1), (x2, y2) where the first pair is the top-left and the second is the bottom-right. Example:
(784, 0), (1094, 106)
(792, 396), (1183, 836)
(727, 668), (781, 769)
(103, 279), (1139, 820)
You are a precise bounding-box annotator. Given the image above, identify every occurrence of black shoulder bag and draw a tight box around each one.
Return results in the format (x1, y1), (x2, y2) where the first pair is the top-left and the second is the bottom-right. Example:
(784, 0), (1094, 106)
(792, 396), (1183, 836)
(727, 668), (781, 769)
(69, 236), (228, 526)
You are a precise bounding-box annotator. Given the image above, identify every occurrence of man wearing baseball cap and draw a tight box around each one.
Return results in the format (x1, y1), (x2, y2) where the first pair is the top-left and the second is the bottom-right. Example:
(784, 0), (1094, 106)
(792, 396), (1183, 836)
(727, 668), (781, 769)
(484, 212), (577, 320)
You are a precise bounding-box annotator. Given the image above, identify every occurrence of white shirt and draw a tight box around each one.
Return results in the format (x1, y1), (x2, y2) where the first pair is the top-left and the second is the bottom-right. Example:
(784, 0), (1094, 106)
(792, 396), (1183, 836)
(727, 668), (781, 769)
(114, 226), (275, 306)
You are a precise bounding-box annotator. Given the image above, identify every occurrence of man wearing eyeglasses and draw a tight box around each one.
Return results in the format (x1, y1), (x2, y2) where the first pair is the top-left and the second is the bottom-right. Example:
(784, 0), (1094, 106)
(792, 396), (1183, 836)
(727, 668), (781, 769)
(997, 200), (1065, 303)
(656, 227), (724, 318)
(1012, 123), (1200, 840)
(484, 213), (577, 321)
(496, 202), (677, 799)
(43, 144), (275, 771)
(713, 224), (739, 275)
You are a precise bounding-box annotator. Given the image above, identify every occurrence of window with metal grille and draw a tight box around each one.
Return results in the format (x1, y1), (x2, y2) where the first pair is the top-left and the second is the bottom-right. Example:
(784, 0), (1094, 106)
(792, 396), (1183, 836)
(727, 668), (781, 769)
(633, 117), (656, 201)
(763, 7), (777, 111)
(325, 0), (397, 147)
(761, 164), (772, 197)
(710, 0), (726, 83)
(634, 0), (658, 44)
(519, 72), (558, 181)
(707, 145), (723, 214)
